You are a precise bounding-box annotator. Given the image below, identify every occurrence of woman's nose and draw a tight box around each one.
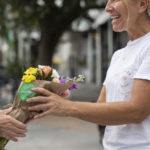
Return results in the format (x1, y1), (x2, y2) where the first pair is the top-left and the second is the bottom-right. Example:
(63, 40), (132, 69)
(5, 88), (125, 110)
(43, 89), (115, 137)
(105, 1), (113, 12)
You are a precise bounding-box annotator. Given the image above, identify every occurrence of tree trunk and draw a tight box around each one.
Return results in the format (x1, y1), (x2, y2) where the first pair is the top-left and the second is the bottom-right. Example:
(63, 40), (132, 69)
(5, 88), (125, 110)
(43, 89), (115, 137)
(38, 4), (82, 65)
(38, 30), (63, 65)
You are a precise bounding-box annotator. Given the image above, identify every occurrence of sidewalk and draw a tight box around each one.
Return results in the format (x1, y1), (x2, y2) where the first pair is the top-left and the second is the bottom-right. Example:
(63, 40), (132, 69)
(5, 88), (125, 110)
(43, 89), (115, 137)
(6, 116), (103, 150)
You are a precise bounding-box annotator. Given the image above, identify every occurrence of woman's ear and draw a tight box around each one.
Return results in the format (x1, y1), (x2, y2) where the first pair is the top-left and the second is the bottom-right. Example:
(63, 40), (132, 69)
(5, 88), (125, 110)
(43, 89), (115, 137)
(138, 0), (149, 13)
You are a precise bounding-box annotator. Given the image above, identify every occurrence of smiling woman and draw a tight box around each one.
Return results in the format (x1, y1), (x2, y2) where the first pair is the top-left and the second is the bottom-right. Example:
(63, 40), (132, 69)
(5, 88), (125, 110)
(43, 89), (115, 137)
(26, 0), (150, 150)
(105, 0), (150, 40)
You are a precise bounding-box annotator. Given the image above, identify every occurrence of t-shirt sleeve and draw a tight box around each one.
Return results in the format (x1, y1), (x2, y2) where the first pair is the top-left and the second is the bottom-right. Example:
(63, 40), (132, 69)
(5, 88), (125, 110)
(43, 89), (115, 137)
(134, 48), (150, 80)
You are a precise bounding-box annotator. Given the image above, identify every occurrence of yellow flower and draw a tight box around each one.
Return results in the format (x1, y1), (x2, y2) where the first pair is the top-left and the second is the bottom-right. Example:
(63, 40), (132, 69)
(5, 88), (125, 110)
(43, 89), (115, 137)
(22, 75), (36, 83)
(25, 67), (37, 75)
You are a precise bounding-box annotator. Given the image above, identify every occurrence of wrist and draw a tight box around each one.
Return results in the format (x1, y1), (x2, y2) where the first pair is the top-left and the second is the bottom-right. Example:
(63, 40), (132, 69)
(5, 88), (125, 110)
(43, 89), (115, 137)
(65, 101), (80, 117)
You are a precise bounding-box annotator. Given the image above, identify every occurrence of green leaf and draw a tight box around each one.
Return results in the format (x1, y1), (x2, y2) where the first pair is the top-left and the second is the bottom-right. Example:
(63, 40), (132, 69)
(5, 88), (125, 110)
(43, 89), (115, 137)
(19, 83), (38, 102)
(42, 69), (45, 80)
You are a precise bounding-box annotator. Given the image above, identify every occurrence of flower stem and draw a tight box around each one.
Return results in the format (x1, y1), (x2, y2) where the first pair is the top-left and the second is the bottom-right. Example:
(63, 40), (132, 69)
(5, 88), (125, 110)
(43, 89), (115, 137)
(0, 137), (9, 150)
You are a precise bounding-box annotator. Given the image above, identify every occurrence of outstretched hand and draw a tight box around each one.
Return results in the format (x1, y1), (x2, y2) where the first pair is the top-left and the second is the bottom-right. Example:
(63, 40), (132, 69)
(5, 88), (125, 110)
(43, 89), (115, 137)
(27, 88), (72, 119)
(0, 107), (12, 115)
(0, 108), (27, 142)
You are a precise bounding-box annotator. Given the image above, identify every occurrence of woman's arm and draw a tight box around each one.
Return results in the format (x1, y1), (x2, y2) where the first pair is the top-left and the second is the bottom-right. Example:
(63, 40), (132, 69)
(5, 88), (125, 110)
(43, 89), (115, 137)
(70, 79), (150, 125)
(27, 79), (150, 125)
(97, 86), (106, 103)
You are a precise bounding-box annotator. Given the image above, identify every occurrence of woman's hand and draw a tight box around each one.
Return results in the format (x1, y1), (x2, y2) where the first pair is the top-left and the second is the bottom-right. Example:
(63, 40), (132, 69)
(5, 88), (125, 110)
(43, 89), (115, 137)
(60, 89), (70, 98)
(27, 88), (72, 119)
(0, 107), (12, 115)
(0, 109), (27, 142)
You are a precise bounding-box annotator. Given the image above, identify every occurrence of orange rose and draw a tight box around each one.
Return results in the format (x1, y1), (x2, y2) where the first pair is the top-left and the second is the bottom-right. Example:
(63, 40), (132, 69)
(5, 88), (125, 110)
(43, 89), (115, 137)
(40, 66), (52, 78)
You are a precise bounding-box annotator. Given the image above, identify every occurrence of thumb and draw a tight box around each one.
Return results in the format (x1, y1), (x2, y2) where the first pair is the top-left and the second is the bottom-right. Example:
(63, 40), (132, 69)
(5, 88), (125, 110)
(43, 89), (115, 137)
(2, 107), (12, 115)
(31, 87), (52, 96)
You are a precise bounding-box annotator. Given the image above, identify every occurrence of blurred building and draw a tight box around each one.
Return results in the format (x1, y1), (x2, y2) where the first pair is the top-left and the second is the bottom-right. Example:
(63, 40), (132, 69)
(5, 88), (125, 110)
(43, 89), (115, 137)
(0, 5), (129, 87)
(53, 9), (129, 86)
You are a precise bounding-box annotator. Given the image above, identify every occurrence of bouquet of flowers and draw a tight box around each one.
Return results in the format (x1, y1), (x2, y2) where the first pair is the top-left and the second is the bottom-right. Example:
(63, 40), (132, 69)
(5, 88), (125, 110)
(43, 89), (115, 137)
(0, 65), (85, 150)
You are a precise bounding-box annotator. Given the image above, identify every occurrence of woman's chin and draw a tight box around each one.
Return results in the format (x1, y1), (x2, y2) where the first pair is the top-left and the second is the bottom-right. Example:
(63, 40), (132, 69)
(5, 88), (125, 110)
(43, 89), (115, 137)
(112, 26), (124, 32)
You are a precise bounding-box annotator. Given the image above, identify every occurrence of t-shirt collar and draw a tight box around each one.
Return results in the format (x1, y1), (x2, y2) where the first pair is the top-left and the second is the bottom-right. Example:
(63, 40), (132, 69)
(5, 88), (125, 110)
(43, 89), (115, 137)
(127, 32), (150, 46)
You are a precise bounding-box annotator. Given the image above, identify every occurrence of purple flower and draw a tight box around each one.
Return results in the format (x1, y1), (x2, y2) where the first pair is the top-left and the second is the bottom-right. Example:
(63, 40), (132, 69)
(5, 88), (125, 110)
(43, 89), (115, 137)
(69, 83), (77, 90)
(59, 76), (66, 83)
(59, 76), (78, 91)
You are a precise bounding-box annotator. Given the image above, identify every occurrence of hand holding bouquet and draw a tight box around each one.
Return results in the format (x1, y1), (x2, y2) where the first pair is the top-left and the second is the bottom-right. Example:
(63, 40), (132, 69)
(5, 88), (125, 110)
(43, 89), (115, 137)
(0, 65), (85, 150)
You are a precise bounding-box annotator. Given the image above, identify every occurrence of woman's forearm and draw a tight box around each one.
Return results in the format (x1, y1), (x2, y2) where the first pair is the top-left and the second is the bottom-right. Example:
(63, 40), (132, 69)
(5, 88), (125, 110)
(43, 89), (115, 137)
(67, 101), (146, 125)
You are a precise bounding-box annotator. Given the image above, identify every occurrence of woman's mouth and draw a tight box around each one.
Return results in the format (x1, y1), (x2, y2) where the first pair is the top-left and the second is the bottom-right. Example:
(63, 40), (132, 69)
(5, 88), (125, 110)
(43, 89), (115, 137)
(111, 15), (121, 23)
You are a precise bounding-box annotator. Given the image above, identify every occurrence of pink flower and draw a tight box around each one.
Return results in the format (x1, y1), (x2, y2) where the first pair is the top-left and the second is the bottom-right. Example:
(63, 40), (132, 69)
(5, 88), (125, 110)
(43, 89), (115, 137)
(40, 66), (52, 78)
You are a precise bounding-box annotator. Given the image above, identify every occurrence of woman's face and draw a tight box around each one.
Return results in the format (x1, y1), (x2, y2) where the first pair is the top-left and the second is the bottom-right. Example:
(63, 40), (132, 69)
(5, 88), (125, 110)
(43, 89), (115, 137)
(105, 0), (140, 32)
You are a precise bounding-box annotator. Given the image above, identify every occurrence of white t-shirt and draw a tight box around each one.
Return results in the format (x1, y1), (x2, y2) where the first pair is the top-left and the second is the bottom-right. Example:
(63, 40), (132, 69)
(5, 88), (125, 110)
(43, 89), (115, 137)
(103, 32), (150, 150)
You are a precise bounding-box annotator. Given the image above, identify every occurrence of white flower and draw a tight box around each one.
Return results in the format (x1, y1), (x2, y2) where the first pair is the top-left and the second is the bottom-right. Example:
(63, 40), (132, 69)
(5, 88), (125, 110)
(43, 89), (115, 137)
(52, 78), (60, 83)
(52, 69), (60, 78)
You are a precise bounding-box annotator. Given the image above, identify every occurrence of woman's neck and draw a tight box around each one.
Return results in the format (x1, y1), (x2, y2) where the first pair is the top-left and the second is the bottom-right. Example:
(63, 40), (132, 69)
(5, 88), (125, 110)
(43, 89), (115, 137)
(127, 15), (150, 41)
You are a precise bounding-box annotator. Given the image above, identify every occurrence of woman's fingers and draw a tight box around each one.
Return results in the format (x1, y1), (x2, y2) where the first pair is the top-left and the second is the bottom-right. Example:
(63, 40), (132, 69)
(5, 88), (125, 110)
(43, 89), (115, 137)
(34, 111), (50, 119)
(3, 134), (18, 142)
(31, 87), (52, 96)
(27, 96), (49, 103)
(9, 116), (27, 130)
(9, 125), (27, 135)
(2, 107), (12, 115)
(0, 107), (12, 115)
(0, 115), (27, 142)
(4, 129), (26, 138)
(28, 103), (50, 112)
(2, 130), (25, 142)
(9, 136), (18, 142)
(1, 127), (26, 142)
(5, 125), (27, 135)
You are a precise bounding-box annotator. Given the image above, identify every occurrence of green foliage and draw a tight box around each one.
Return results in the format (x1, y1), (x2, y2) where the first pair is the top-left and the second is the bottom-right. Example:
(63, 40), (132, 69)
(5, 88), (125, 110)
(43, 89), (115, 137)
(0, 0), (104, 30)
(46, 69), (54, 81)
(4, 59), (26, 78)
(0, 0), (105, 64)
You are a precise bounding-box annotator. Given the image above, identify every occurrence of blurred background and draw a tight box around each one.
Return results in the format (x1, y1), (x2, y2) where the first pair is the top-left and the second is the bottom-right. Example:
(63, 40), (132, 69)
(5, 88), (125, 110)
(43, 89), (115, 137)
(0, 0), (129, 150)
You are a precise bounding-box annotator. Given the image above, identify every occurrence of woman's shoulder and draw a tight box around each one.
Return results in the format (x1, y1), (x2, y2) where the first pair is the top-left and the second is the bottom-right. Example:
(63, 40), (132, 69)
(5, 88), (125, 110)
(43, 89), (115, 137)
(141, 33), (150, 52)
(110, 48), (124, 64)
(112, 48), (124, 58)
(140, 40), (150, 57)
